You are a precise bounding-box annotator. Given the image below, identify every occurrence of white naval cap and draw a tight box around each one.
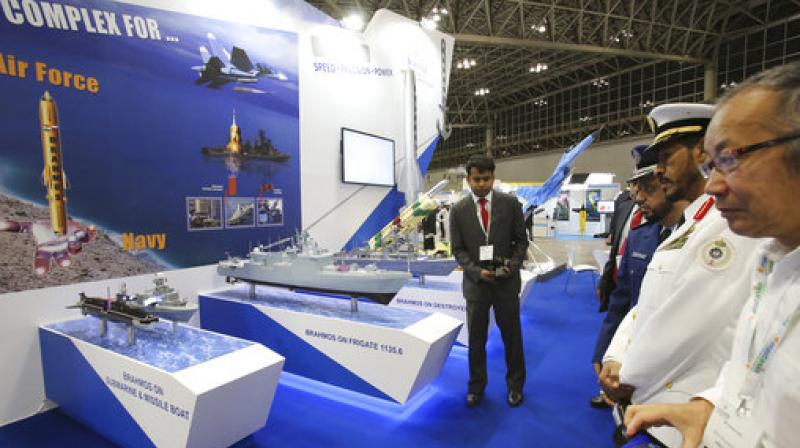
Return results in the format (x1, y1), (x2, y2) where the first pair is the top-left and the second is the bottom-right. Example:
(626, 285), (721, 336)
(646, 103), (715, 152)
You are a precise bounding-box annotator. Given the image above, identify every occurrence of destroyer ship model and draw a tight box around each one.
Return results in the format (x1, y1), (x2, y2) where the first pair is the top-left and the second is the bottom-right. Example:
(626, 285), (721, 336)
(338, 179), (458, 282)
(218, 231), (411, 307)
(339, 248), (457, 279)
(123, 273), (199, 331)
(68, 290), (159, 345)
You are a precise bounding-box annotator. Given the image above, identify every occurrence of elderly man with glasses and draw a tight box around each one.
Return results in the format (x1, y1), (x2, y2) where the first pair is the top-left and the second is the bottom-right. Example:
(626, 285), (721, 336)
(625, 62), (800, 448)
(600, 103), (762, 447)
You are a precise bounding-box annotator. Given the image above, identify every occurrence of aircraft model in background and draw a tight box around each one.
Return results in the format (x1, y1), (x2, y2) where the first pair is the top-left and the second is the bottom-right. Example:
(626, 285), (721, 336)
(514, 128), (601, 208)
(192, 32), (288, 89)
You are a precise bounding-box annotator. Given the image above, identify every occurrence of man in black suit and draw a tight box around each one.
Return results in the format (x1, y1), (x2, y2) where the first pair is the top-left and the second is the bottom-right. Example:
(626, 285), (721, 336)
(449, 156), (529, 408)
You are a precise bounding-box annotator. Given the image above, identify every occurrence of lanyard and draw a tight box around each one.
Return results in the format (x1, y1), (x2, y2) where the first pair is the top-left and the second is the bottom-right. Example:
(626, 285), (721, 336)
(736, 252), (800, 416)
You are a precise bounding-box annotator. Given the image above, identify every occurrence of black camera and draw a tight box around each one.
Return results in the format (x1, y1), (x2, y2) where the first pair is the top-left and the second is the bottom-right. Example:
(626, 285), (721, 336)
(480, 257), (514, 279)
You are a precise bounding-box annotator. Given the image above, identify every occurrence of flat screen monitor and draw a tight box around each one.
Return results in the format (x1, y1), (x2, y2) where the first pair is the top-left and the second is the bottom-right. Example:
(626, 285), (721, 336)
(569, 173), (590, 184)
(341, 128), (395, 187)
(597, 200), (615, 213)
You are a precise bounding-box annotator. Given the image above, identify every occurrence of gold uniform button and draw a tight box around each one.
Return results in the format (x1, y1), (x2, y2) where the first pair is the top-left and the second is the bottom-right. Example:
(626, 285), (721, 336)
(665, 382), (673, 390)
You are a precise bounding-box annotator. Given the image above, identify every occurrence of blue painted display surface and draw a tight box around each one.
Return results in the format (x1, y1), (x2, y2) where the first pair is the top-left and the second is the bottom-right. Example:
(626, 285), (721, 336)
(45, 317), (252, 373)
(203, 285), (429, 329)
(407, 277), (463, 292)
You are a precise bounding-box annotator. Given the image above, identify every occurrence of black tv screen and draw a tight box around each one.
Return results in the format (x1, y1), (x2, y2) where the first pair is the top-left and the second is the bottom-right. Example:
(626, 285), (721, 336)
(569, 173), (590, 184)
(341, 128), (395, 187)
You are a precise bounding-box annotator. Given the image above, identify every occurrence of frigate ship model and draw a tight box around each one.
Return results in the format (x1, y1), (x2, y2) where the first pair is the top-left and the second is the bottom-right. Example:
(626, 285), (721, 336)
(218, 231), (411, 306)
(68, 290), (159, 345)
(123, 273), (198, 331)
(337, 179), (458, 282)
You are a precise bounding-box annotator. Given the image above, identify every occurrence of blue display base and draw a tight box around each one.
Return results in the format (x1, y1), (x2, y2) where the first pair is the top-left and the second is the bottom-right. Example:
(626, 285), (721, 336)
(200, 291), (391, 400)
(6, 272), (616, 447)
(200, 285), (461, 404)
(204, 285), (429, 327)
(45, 318), (252, 372)
(39, 317), (284, 448)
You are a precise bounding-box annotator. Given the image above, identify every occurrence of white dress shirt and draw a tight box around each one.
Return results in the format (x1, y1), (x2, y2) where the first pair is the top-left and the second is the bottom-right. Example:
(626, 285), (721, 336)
(699, 239), (800, 448)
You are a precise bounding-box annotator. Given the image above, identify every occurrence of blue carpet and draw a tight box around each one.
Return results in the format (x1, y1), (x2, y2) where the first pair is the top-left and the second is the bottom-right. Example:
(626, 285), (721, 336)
(0, 271), (615, 447)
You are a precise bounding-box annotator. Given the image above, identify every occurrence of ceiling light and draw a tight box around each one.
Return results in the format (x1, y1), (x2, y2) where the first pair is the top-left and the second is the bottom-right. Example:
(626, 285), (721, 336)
(529, 62), (548, 73)
(341, 14), (364, 31)
(421, 17), (437, 29)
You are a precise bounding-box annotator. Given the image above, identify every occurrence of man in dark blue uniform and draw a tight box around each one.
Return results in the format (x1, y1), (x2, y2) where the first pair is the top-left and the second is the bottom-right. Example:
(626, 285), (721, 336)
(591, 149), (689, 387)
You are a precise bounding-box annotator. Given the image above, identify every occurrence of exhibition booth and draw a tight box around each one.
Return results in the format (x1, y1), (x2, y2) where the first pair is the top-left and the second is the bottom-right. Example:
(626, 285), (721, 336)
(0, 0), (481, 445)
(0, 0), (598, 445)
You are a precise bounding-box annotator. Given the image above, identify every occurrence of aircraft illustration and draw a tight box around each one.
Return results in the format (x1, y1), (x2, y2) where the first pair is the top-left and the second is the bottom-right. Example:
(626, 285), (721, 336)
(192, 32), (287, 89)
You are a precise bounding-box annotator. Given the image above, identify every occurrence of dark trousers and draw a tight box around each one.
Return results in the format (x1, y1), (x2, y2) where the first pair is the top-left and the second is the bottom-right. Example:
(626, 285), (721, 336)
(466, 294), (525, 394)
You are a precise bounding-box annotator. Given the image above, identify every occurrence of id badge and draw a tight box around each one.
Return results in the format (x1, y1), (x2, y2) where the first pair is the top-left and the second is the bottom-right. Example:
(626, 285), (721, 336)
(703, 406), (762, 448)
(480, 244), (494, 262)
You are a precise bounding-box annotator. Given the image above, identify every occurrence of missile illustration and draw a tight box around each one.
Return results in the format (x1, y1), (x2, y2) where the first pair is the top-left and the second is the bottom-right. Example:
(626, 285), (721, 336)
(369, 179), (449, 250)
(39, 91), (68, 236)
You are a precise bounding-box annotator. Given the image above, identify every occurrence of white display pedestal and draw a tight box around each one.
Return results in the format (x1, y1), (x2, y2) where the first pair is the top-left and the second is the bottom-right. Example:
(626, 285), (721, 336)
(200, 285), (462, 404)
(40, 317), (284, 448)
(391, 270), (537, 346)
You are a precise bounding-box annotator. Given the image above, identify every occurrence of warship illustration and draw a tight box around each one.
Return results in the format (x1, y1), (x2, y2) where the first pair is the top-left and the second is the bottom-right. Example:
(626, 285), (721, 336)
(68, 290), (159, 345)
(218, 231), (411, 306)
(201, 111), (290, 162)
(123, 273), (198, 330)
(338, 180), (458, 282)
(227, 201), (254, 225)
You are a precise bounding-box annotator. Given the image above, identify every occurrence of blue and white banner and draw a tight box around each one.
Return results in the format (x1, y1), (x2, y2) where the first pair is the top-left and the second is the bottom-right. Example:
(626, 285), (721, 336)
(0, 0), (300, 292)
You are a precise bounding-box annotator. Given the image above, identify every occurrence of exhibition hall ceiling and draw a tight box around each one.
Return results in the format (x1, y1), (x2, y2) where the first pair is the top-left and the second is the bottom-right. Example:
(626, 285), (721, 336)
(306, 0), (800, 164)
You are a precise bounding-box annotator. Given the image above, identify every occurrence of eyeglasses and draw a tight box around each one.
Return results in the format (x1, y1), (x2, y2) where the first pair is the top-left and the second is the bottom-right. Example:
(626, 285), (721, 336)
(699, 131), (800, 178)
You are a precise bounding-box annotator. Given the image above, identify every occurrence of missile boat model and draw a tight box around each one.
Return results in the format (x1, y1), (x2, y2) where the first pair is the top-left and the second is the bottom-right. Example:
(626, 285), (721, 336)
(218, 231), (411, 306)
(68, 291), (159, 345)
(123, 273), (198, 330)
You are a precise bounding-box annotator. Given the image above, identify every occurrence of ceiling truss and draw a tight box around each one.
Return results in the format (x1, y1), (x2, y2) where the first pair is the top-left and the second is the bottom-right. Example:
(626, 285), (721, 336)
(304, 0), (800, 167)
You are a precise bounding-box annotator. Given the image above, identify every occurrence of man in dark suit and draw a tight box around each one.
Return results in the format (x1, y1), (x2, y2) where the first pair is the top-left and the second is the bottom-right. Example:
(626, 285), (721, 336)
(449, 155), (529, 408)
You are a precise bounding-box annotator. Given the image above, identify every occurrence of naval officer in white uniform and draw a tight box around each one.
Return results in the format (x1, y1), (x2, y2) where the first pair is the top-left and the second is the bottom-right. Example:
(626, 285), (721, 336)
(624, 62), (800, 448)
(600, 103), (762, 447)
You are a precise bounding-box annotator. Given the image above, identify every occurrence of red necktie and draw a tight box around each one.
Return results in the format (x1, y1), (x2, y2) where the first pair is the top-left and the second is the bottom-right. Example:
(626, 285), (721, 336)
(478, 197), (489, 232)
